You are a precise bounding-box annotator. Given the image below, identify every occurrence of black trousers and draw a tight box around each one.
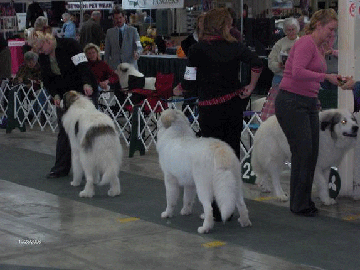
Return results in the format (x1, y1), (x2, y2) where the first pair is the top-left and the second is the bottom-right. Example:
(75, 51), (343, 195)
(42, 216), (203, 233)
(50, 92), (99, 175)
(275, 90), (319, 213)
(198, 96), (249, 159)
(198, 96), (248, 220)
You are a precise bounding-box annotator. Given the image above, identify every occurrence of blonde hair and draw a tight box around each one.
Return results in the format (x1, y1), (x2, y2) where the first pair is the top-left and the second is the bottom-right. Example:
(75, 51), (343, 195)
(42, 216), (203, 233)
(84, 43), (101, 60)
(195, 13), (206, 34)
(34, 16), (48, 31)
(304, 8), (337, 35)
(28, 31), (56, 52)
(201, 8), (237, 42)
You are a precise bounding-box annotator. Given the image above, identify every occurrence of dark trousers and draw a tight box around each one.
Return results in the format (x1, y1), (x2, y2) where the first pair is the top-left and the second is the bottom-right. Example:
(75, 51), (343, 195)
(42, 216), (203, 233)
(50, 92), (99, 174)
(198, 96), (248, 220)
(275, 90), (319, 213)
(51, 107), (71, 174)
(198, 96), (249, 159)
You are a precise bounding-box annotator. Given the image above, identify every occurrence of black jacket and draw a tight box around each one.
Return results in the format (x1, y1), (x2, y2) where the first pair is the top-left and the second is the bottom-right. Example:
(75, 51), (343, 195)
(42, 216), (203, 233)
(182, 39), (263, 101)
(39, 38), (98, 98)
(26, 2), (44, 28)
(79, 19), (105, 49)
(180, 34), (197, 57)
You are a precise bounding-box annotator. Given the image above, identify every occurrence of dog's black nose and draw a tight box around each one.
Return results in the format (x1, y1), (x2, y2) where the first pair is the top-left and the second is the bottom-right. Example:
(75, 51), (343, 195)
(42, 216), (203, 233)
(353, 126), (359, 133)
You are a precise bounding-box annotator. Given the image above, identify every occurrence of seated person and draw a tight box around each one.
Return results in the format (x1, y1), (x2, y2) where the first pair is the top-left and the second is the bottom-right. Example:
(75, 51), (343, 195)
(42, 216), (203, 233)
(84, 43), (125, 103)
(13, 51), (42, 95)
(13, 51), (48, 123)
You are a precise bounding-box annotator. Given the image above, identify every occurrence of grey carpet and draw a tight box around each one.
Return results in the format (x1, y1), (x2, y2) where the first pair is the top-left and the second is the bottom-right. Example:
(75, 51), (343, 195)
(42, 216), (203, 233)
(1, 144), (360, 270)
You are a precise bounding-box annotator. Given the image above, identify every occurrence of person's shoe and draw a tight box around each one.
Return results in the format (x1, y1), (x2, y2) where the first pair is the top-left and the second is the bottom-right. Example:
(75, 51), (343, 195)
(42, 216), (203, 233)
(291, 207), (319, 217)
(46, 171), (68, 179)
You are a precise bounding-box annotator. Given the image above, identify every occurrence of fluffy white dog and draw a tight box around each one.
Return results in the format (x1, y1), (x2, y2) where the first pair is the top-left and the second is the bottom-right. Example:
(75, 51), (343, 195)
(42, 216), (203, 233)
(251, 109), (358, 205)
(62, 91), (122, 198)
(157, 109), (251, 234)
(116, 63), (156, 90)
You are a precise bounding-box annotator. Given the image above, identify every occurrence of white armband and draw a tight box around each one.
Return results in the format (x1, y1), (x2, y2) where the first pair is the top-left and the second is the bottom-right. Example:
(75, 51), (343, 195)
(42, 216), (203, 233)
(184, 66), (197, 81)
(71, 53), (88, 66)
(136, 41), (142, 47)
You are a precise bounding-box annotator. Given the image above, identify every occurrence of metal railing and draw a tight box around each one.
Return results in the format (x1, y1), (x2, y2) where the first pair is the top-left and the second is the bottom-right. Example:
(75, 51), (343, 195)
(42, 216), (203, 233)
(0, 80), (261, 166)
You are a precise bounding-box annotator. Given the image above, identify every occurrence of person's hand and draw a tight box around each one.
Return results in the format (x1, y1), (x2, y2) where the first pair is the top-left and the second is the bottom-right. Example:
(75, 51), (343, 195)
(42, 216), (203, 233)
(99, 80), (109, 90)
(240, 84), (255, 99)
(325, 73), (342, 86)
(134, 51), (140, 60)
(341, 76), (355, 90)
(325, 48), (333, 55)
(54, 95), (61, 107)
(173, 83), (183, 96)
(83, 84), (93, 96)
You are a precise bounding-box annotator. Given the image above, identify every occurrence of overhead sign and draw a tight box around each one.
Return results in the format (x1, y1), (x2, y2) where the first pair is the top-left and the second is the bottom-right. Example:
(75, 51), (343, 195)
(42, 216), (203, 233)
(122, 0), (184, 10)
(66, 1), (114, 11)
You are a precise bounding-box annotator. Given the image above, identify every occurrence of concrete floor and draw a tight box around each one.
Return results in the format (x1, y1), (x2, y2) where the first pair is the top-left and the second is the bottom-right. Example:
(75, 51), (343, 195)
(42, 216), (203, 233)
(1, 126), (360, 270)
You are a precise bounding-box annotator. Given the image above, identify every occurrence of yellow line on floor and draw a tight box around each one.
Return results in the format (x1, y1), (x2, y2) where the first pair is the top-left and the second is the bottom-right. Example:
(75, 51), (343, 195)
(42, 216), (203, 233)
(117, 217), (140, 223)
(342, 214), (360, 221)
(202, 241), (226, 248)
(254, 196), (278, 202)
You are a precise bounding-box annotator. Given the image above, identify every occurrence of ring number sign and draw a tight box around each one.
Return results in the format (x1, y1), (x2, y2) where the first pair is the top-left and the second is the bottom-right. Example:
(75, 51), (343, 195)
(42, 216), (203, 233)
(242, 155), (256, 184)
(329, 167), (341, 199)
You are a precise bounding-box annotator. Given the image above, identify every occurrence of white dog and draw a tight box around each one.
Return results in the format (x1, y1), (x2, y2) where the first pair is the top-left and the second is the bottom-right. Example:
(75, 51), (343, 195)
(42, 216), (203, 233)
(251, 109), (358, 205)
(117, 63), (156, 90)
(62, 91), (122, 198)
(157, 109), (251, 234)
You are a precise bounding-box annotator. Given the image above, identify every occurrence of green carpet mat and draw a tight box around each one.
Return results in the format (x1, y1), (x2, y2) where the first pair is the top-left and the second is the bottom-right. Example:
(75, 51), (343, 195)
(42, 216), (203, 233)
(1, 144), (359, 270)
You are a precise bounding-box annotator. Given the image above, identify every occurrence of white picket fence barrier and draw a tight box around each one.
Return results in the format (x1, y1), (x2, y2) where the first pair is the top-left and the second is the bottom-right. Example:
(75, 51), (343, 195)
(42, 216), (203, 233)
(0, 80), (262, 167)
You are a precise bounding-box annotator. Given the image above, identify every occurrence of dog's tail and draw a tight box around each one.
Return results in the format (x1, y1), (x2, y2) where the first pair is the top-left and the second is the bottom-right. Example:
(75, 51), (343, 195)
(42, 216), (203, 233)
(212, 142), (237, 221)
(213, 170), (237, 222)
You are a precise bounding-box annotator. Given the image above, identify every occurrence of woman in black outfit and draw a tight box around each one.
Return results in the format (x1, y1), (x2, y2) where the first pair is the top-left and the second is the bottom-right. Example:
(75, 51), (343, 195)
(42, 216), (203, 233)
(30, 29), (98, 178)
(182, 8), (263, 221)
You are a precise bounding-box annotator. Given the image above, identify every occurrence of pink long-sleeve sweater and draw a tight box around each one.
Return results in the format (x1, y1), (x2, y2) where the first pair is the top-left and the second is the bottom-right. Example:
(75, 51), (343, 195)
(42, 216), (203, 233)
(279, 35), (327, 97)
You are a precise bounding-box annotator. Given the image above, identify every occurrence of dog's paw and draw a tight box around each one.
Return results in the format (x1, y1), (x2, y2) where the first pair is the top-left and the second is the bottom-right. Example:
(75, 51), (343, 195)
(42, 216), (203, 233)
(79, 190), (94, 198)
(238, 217), (252, 227)
(161, 211), (173, 218)
(180, 207), (192, 216)
(108, 188), (120, 197)
(277, 194), (289, 202)
(70, 181), (81, 187)
(197, 226), (211, 234)
(322, 197), (337, 205)
(258, 184), (271, 193)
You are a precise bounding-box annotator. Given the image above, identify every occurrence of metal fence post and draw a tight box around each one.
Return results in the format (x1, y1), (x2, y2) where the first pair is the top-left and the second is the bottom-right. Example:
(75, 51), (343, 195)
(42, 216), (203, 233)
(128, 105), (145, 158)
(6, 86), (26, 134)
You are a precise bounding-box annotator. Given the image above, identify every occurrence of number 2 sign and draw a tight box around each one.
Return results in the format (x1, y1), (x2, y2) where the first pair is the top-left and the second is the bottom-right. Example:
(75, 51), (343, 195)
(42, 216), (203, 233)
(241, 155), (256, 184)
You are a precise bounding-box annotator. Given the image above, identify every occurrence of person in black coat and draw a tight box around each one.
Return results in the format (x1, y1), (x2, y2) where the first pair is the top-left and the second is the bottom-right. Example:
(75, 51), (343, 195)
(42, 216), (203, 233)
(180, 13), (206, 57)
(182, 8), (263, 221)
(30, 29), (98, 178)
(26, 2), (44, 28)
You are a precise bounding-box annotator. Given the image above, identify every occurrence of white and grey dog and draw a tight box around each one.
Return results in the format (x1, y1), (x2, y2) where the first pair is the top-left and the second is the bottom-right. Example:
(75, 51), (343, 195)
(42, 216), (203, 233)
(62, 91), (122, 198)
(251, 109), (358, 205)
(157, 109), (251, 234)
(116, 63), (156, 90)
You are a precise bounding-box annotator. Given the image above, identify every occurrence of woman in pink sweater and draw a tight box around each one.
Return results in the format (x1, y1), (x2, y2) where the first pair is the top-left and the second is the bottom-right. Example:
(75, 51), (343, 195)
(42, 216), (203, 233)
(275, 9), (340, 217)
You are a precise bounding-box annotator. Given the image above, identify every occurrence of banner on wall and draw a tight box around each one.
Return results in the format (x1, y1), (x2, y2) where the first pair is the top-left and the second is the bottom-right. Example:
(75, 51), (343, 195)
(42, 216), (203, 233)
(122, 0), (184, 10)
(272, 0), (293, 9)
(66, 1), (114, 11)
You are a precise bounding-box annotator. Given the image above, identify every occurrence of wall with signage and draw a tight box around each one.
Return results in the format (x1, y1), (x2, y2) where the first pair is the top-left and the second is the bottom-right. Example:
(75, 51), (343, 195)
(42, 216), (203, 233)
(66, 1), (114, 11)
